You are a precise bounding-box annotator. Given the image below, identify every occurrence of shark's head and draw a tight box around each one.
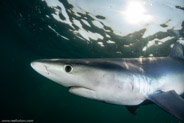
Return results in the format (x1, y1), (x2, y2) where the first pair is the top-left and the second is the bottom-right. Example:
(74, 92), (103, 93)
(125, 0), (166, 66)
(31, 59), (125, 99)
(31, 59), (100, 89)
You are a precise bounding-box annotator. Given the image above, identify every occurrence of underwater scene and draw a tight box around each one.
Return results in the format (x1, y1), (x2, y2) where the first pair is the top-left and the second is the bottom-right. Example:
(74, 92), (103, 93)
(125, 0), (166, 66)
(0, 0), (184, 122)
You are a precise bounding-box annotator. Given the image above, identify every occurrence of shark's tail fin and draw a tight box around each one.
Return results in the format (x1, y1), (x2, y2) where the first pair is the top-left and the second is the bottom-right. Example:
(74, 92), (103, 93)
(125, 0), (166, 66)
(170, 42), (184, 59)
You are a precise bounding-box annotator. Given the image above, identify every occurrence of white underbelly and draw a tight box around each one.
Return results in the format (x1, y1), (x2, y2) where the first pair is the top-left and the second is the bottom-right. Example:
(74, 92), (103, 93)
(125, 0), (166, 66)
(95, 82), (146, 106)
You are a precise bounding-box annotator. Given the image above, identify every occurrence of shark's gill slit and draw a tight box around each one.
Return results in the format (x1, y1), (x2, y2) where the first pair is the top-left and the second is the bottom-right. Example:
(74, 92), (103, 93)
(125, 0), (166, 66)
(64, 65), (73, 73)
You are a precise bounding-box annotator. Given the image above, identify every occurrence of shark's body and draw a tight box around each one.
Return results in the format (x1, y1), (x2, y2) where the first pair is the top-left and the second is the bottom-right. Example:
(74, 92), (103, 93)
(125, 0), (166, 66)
(31, 43), (184, 121)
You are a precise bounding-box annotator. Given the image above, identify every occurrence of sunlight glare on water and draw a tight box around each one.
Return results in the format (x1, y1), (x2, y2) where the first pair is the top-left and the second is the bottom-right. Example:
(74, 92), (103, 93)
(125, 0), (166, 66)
(121, 1), (153, 25)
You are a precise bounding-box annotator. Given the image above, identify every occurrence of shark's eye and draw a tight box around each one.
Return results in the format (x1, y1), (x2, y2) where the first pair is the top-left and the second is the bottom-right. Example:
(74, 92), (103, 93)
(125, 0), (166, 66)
(64, 65), (73, 73)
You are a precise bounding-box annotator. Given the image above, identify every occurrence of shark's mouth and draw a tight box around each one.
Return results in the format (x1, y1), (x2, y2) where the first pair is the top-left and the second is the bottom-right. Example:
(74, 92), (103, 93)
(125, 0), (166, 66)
(68, 86), (96, 99)
(69, 86), (94, 91)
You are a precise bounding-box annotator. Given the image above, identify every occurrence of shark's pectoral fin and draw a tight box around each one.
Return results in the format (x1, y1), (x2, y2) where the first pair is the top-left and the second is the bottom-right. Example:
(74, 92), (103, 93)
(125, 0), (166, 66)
(148, 90), (184, 121)
(126, 106), (139, 115)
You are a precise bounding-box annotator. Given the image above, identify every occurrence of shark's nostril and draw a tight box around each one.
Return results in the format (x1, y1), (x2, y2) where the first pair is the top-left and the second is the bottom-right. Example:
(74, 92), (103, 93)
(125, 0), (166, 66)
(44, 65), (50, 75)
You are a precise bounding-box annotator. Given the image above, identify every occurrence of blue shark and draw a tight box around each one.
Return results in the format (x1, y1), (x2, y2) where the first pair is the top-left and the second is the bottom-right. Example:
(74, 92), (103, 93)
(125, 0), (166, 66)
(31, 43), (184, 121)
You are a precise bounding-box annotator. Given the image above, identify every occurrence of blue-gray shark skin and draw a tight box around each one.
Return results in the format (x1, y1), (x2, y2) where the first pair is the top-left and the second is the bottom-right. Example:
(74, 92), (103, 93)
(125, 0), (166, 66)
(31, 43), (184, 121)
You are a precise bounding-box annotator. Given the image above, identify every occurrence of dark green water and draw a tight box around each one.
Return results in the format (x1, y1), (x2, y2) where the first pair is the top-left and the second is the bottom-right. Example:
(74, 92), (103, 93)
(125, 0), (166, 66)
(0, 0), (183, 123)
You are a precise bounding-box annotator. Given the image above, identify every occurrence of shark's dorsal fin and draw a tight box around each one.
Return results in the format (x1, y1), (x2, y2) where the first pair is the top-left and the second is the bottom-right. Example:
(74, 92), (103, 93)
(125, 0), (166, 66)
(148, 90), (184, 121)
(170, 42), (184, 59)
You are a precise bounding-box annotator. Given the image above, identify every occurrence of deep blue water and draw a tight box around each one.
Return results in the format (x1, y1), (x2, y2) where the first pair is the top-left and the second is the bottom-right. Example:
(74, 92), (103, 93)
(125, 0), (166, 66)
(0, 0), (184, 123)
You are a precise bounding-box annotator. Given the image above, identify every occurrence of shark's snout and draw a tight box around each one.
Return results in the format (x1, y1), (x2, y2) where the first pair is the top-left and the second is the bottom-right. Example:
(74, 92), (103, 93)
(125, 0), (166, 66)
(31, 61), (49, 75)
